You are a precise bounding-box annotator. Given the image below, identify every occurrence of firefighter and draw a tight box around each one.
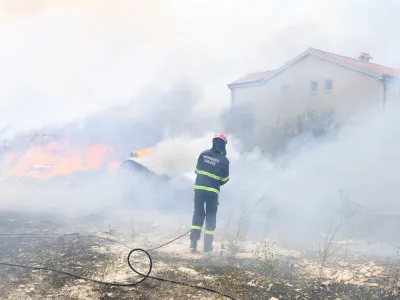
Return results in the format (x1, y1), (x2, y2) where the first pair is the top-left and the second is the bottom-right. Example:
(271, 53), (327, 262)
(190, 133), (230, 253)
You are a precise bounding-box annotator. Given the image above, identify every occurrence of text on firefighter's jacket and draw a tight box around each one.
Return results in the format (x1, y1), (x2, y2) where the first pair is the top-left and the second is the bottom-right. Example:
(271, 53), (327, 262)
(203, 155), (220, 166)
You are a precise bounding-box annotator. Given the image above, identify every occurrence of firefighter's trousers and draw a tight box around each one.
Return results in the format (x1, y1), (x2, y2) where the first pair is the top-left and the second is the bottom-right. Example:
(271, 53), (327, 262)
(190, 191), (218, 250)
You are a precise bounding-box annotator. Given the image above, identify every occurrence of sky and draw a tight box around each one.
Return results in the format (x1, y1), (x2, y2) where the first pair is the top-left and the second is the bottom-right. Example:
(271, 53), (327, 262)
(0, 0), (399, 133)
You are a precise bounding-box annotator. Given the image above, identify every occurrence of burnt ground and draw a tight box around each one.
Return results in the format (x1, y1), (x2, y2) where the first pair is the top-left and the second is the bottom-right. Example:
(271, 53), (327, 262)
(0, 212), (400, 299)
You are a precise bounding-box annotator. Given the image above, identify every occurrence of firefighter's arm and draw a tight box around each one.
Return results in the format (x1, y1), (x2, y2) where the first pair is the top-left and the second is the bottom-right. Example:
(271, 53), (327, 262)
(220, 160), (230, 185)
(194, 153), (202, 174)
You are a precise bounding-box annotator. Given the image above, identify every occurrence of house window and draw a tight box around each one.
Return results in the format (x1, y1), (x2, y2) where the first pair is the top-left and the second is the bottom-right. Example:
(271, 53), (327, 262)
(310, 81), (318, 94)
(325, 79), (333, 92)
(282, 84), (291, 96)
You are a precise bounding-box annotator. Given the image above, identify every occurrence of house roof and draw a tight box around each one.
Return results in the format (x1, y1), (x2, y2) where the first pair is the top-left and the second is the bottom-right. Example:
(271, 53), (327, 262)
(229, 70), (275, 85)
(312, 48), (400, 77)
(228, 47), (400, 88)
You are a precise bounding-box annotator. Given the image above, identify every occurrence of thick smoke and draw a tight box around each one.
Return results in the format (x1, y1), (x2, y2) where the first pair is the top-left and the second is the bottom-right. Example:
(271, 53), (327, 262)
(1, 1), (400, 252)
(217, 103), (400, 249)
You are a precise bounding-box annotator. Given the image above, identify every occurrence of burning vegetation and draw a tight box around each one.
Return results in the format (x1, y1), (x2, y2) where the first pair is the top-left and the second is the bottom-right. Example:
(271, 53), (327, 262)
(0, 132), (141, 182)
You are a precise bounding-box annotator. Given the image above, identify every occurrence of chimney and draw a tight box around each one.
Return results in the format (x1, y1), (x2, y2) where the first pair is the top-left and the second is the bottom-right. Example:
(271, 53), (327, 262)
(358, 52), (373, 62)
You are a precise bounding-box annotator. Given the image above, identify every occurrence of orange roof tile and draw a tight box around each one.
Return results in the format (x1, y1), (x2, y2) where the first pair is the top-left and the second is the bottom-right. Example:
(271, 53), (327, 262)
(228, 48), (400, 87)
(229, 70), (275, 85)
(311, 48), (400, 77)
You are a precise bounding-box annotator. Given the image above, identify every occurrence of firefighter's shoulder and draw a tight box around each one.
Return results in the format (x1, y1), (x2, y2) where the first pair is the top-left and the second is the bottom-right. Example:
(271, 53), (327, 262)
(199, 149), (212, 156)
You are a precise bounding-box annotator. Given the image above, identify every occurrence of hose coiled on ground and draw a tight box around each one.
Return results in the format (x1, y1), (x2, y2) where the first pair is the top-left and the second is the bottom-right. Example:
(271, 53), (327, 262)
(0, 231), (236, 299)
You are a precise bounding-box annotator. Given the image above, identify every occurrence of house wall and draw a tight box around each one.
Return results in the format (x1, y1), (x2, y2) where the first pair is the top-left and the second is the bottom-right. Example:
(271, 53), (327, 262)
(231, 54), (383, 127)
(385, 80), (400, 108)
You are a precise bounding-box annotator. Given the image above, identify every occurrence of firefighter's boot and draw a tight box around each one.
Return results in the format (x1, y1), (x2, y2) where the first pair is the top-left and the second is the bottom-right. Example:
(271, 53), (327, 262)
(190, 240), (198, 253)
(204, 234), (214, 253)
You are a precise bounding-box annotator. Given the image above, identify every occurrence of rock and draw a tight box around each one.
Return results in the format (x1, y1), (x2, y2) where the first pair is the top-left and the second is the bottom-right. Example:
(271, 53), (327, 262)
(321, 280), (331, 286)
(357, 276), (367, 283)
(373, 270), (384, 277)
(337, 261), (348, 267)
(285, 283), (293, 287)
(247, 280), (257, 287)
(366, 283), (379, 287)
(334, 270), (353, 282)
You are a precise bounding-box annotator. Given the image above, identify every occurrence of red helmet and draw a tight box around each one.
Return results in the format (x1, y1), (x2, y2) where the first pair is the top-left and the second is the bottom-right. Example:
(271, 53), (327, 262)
(213, 133), (227, 144)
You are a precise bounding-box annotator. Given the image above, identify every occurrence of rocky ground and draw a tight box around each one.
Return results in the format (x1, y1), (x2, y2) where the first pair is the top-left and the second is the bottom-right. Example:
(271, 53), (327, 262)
(0, 212), (400, 300)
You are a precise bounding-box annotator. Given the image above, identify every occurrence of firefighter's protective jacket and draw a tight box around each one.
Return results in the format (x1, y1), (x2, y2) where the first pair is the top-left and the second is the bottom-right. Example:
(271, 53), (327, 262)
(194, 149), (229, 195)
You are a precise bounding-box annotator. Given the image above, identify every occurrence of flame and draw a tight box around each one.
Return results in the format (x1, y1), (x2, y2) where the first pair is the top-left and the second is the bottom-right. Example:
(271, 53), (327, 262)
(1, 135), (123, 181)
(0, 133), (155, 182)
(3, 151), (23, 165)
(131, 147), (152, 158)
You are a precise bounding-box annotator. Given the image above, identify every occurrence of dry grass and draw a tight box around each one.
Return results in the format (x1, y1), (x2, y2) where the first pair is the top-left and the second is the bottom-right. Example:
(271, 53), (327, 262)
(1, 210), (400, 300)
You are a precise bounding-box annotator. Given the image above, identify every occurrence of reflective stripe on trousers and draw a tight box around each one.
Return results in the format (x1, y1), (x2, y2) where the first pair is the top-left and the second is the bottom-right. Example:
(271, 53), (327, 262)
(190, 192), (218, 244)
(194, 185), (219, 194)
(191, 226), (214, 235)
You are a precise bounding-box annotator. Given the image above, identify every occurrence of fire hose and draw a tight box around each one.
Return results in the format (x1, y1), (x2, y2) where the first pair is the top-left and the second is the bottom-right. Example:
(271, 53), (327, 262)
(0, 231), (236, 300)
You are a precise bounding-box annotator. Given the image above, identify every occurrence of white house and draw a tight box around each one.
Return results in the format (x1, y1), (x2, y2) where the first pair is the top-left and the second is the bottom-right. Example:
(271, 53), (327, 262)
(227, 47), (400, 127)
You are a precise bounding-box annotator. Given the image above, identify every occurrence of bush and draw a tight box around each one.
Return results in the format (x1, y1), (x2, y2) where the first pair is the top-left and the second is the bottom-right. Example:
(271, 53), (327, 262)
(223, 106), (338, 156)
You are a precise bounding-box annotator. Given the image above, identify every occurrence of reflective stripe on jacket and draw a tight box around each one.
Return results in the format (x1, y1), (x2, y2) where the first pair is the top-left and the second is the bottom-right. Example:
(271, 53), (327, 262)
(194, 149), (229, 195)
